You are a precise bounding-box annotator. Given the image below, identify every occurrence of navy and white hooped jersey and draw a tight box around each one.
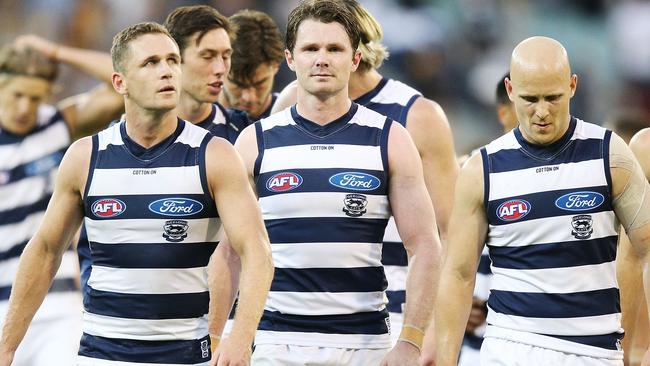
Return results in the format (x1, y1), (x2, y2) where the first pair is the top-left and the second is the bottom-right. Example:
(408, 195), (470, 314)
(0, 105), (79, 321)
(196, 102), (251, 144)
(254, 104), (393, 349)
(257, 92), (279, 121)
(355, 78), (421, 317)
(79, 119), (220, 365)
(481, 117), (622, 359)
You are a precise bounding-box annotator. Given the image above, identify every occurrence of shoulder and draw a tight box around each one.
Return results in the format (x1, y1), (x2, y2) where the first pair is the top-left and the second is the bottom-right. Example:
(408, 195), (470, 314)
(60, 136), (93, 191)
(405, 96), (450, 134)
(630, 127), (650, 152)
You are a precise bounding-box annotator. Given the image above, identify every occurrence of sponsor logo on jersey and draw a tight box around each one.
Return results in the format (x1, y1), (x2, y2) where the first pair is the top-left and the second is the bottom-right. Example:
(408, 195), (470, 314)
(329, 172), (381, 191)
(149, 198), (203, 216)
(496, 199), (531, 221)
(555, 191), (604, 211)
(343, 193), (368, 217)
(266, 172), (303, 192)
(571, 214), (593, 239)
(162, 219), (189, 242)
(91, 198), (126, 218)
(25, 151), (64, 176)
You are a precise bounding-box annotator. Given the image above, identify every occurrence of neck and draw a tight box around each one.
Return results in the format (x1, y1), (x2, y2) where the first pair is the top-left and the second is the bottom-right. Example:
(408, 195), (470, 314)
(349, 69), (382, 100)
(296, 88), (352, 125)
(123, 103), (178, 148)
(178, 92), (213, 124)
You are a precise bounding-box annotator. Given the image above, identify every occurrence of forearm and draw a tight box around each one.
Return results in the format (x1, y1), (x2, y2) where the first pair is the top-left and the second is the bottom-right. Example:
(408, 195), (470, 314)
(208, 244), (241, 337)
(617, 230), (643, 355)
(55, 46), (114, 84)
(0, 239), (62, 352)
(228, 244), (273, 344)
(435, 269), (476, 365)
(402, 238), (440, 332)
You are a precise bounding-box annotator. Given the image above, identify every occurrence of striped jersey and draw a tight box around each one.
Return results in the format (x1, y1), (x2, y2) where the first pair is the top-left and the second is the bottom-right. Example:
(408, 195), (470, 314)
(196, 102), (250, 144)
(0, 105), (79, 322)
(481, 117), (622, 359)
(79, 119), (220, 365)
(355, 78), (421, 317)
(254, 104), (393, 349)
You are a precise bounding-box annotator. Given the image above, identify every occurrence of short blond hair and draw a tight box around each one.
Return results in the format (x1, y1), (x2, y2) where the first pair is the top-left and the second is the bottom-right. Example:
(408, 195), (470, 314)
(341, 0), (388, 72)
(111, 22), (174, 73)
(0, 45), (58, 81)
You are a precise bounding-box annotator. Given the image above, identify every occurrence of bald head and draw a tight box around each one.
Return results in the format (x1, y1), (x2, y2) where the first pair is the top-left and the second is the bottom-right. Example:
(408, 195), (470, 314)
(510, 36), (571, 85)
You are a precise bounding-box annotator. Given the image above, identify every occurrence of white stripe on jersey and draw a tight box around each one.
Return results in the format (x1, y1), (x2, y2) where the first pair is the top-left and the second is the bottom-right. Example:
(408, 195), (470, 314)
(255, 330), (392, 349)
(489, 159), (608, 200)
(491, 261), (617, 294)
(84, 218), (221, 244)
(487, 211), (617, 248)
(260, 145), (383, 172)
(0, 211), (45, 250)
(0, 122), (68, 170)
(0, 251), (77, 287)
(88, 167), (204, 196)
(265, 291), (386, 315)
(371, 79), (420, 106)
(88, 266), (208, 294)
(260, 109), (294, 131)
(0, 173), (54, 211)
(271, 243), (382, 268)
(486, 308), (621, 337)
(259, 192), (390, 220)
(383, 266), (407, 292)
(83, 312), (208, 341)
(77, 356), (210, 366)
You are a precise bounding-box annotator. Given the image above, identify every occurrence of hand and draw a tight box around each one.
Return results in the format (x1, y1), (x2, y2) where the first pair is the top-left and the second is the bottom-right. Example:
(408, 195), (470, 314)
(14, 35), (59, 60)
(210, 337), (251, 366)
(380, 341), (420, 366)
(465, 297), (487, 333)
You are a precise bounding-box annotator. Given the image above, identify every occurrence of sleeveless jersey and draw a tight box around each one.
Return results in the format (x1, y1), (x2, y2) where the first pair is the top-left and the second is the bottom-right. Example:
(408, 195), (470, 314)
(254, 104), (393, 349)
(481, 117), (622, 359)
(196, 102), (250, 144)
(355, 78), (420, 317)
(78, 120), (220, 365)
(0, 105), (79, 322)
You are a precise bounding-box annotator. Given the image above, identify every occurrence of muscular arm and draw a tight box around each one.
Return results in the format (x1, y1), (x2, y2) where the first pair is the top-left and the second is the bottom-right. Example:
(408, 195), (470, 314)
(0, 138), (90, 363)
(435, 154), (488, 366)
(270, 80), (298, 114)
(207, 239), (241, 339)
(206, 135), (273, 351)
(15, 35), (123, 139)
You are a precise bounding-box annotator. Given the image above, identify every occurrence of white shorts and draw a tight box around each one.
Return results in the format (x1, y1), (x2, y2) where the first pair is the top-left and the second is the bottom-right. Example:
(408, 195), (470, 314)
(12, 312), (82, 366)
(459, 344), (481, 366)
(251, 344), (389, 366)
(481, 337), (624, 366)
(388, 312), (402, 345)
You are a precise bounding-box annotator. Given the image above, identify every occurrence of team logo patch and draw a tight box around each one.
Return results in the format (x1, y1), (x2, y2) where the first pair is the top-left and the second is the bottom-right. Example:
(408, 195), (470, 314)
(571, 215), (593, 239)
(149, 198), (203, 216)
(555, 191), (604, 211)
(343, 194), (368, 217)
(329, 172), (381, 191)
(496, 199), (531, 221)
(200, 339), (209, 359)
(266, 172), (303, 192)
(163, 219), (189, 242)
(91, 198), (126, 218)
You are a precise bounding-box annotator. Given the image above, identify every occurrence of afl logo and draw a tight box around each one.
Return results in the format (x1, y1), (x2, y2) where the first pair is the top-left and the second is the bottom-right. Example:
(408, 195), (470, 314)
(555, 191), (604, 211)
(329, 172), (381, 191)
(92, 198), (126, 218)
(266, 172), (303, 192)
(496, 199), (531, 221)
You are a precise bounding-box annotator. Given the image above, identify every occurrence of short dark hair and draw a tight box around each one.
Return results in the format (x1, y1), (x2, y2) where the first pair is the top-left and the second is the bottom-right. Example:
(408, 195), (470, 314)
(111, 22), (172, 73)
(496, 72), (511, 105)
(286, 0), (362, 53)
(229, 10), (284, 85)
(0, 45), (58, 81)
(164, 5), (233, 56)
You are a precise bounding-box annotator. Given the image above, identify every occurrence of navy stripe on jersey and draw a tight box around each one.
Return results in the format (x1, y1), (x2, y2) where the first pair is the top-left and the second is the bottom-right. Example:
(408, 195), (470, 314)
(258, 168), (387, 198)
(1, 278), (77, 300)
(272, 267), (387, 293)
(603, 130), (613, 195)
(262, 122), (383, 149)
(0, 240), (26, 261)
(90, 242), (217, 269)
(481, 148), (490, 210)
(489, 235), (617, 270)
(381, 242), (408, 266)
(364, 101), (418, 126)
(266, 217), (388, 244)
(486, 185), (612, 226)
(489, 288), (620, 318)
(253, 122), (264, 178)
(477, 254), (492, 275)
(549, 332), (622, 351)
(386, 290), (405, 313)
(79, 333), (211, 364)
(354, 78), (389, 107)
(463, 333), (484, 350)
(259, 310), (389, 335)
(86, 288), (209, 319)
(487, 139), (604, 174)
(84, 194), (219, 221)
(0, 194), (50, 226)
(1, 148), (65, 185)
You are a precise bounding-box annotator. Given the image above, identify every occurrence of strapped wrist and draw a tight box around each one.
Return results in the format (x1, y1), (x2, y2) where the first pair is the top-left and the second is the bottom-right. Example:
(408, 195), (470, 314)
(398, 324), (425, 352)
(209, 334), (221, 353)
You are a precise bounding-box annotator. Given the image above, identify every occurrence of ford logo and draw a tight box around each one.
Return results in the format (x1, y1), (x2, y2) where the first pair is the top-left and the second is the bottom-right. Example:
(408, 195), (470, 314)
(149, 198), (203, 216)
(555, 191), (604, 211)
(329, 172), (381, 191)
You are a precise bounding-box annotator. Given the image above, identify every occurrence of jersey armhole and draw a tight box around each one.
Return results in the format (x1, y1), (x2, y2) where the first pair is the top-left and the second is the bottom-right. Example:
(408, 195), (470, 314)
(82, 134), (99, 202)
(603, 130), (613, 206)
(253, 122), (265, 181)
(198, 133), (213, 200)
(480, 147), (491, 212)
(380, 117), (392, 174)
